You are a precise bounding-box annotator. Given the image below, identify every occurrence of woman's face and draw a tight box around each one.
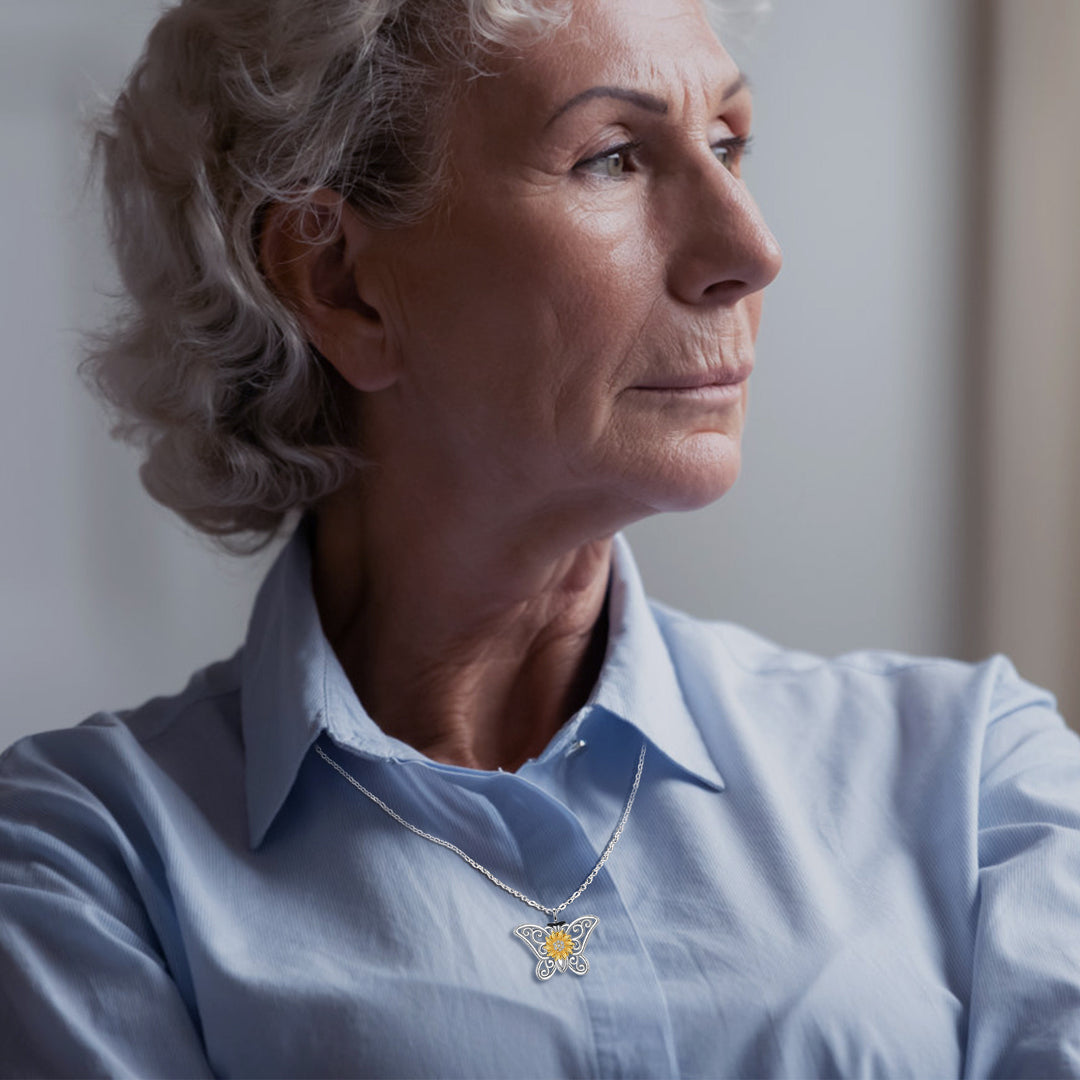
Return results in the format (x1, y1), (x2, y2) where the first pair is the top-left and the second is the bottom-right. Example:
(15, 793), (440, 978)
(362, 0), (782, 532)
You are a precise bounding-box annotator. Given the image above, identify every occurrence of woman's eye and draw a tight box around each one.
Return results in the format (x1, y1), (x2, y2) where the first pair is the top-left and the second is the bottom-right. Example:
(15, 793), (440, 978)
(712, 134), (752, 174)
(574, 134), (752, 179)
(575, 142), (641, 179)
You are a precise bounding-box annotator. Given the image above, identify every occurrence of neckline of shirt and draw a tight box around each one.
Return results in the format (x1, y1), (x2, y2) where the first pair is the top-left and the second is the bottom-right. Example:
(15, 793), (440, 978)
(240, 522), (726, 848)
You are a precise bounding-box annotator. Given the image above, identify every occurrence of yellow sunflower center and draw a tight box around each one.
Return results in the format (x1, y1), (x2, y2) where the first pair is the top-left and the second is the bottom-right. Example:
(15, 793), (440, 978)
(543, 929), (574, 960)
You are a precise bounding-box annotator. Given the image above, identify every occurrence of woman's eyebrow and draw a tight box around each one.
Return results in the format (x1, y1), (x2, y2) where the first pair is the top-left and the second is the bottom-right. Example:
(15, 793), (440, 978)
(545, 73), (749, 129)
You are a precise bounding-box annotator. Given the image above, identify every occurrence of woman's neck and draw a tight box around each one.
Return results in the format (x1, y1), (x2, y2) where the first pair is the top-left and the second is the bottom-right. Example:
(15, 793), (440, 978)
(311, 486), (613, 772)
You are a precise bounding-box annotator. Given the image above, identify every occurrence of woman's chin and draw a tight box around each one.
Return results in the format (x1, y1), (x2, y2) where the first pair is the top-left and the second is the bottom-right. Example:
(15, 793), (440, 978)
(650, 471), (742, 514)
(624, 435), (744, 516)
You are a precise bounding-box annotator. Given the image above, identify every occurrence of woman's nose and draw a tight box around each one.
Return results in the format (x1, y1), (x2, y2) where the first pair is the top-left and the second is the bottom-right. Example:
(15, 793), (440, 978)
(665, 160), (783, 306)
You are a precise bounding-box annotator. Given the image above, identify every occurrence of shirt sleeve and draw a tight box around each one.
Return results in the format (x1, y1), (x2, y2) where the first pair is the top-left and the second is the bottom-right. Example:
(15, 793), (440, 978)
(0, 733), (214, 1079)
(964, 657), (1080, 1079)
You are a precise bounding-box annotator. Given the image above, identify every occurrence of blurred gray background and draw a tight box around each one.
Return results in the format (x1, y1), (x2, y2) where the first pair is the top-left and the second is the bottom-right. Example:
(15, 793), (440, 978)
(2, 0), (1078, 745)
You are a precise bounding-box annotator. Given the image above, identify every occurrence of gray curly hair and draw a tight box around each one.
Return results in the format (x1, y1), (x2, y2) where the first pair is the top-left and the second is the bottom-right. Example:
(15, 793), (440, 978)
(84, 0), (758, 553)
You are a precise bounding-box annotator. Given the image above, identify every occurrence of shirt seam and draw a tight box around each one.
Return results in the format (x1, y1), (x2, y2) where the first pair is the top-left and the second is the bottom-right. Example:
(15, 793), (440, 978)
(658, 604), (976, 679)
(134, 686), (242, 748)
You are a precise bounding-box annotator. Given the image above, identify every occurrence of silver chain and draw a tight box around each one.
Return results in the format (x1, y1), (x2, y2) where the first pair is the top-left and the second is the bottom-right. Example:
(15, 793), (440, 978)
(315, 739), (647, 923)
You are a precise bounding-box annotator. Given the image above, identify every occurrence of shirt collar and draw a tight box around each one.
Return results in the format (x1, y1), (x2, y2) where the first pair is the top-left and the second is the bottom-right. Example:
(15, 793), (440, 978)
(240, 517), (413, 848)
(585, 534), (727, 794)
(241, 522), (725, 848)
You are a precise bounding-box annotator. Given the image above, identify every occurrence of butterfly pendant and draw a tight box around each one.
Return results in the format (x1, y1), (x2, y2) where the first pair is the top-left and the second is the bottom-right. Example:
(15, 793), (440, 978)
(513, 915), (599, 981)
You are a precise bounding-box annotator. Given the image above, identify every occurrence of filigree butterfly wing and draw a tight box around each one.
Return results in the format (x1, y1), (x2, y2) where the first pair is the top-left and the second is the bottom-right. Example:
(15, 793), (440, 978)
(513, 916), (600, 980)
(564, 915), (598, 976)
(513, 923), (558, 980)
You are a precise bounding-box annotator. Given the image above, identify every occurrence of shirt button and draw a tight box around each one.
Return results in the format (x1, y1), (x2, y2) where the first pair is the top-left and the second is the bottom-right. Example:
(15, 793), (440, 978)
(566, 739), (587, 757)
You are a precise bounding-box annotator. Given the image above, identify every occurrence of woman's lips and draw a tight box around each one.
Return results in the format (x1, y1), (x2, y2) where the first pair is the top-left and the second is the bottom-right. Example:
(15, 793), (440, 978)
(631, 364), (752, 403)
(634, 364), (753, 391)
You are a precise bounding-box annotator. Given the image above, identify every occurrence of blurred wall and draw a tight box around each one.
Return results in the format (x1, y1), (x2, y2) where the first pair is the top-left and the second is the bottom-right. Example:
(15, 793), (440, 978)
(1, 0), (977, 747)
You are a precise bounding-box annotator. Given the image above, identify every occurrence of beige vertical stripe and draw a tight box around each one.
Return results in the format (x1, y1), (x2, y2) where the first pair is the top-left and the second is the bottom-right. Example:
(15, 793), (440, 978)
(979, 0), (1080, 726)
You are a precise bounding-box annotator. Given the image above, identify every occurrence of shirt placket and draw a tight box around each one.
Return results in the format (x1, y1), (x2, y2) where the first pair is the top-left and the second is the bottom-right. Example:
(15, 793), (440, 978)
(480, 758), (681, 1079)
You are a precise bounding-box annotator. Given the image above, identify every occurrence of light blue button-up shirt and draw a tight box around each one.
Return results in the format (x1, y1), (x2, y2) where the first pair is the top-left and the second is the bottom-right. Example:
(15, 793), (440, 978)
(3, 524), (1080, 1078)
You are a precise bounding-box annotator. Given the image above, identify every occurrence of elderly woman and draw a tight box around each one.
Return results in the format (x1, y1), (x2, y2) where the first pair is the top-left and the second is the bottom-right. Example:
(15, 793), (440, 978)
(2, 0), (1080, 1076)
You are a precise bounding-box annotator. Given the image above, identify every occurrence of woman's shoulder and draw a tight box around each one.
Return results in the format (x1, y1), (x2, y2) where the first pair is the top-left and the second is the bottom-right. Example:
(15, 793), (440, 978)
(647, 599), (1080, 873)
(0, 662), (241, 1078)
(646, 596), (1065, 747)
(0, 650), (246, 832)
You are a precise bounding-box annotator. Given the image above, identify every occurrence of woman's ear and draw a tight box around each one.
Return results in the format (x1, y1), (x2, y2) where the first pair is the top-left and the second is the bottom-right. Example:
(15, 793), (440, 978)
(259, 190), (400, 392)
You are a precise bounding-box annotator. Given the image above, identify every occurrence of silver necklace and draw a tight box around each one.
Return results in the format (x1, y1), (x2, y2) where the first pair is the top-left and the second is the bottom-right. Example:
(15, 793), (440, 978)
(315, 739), (647, 981)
